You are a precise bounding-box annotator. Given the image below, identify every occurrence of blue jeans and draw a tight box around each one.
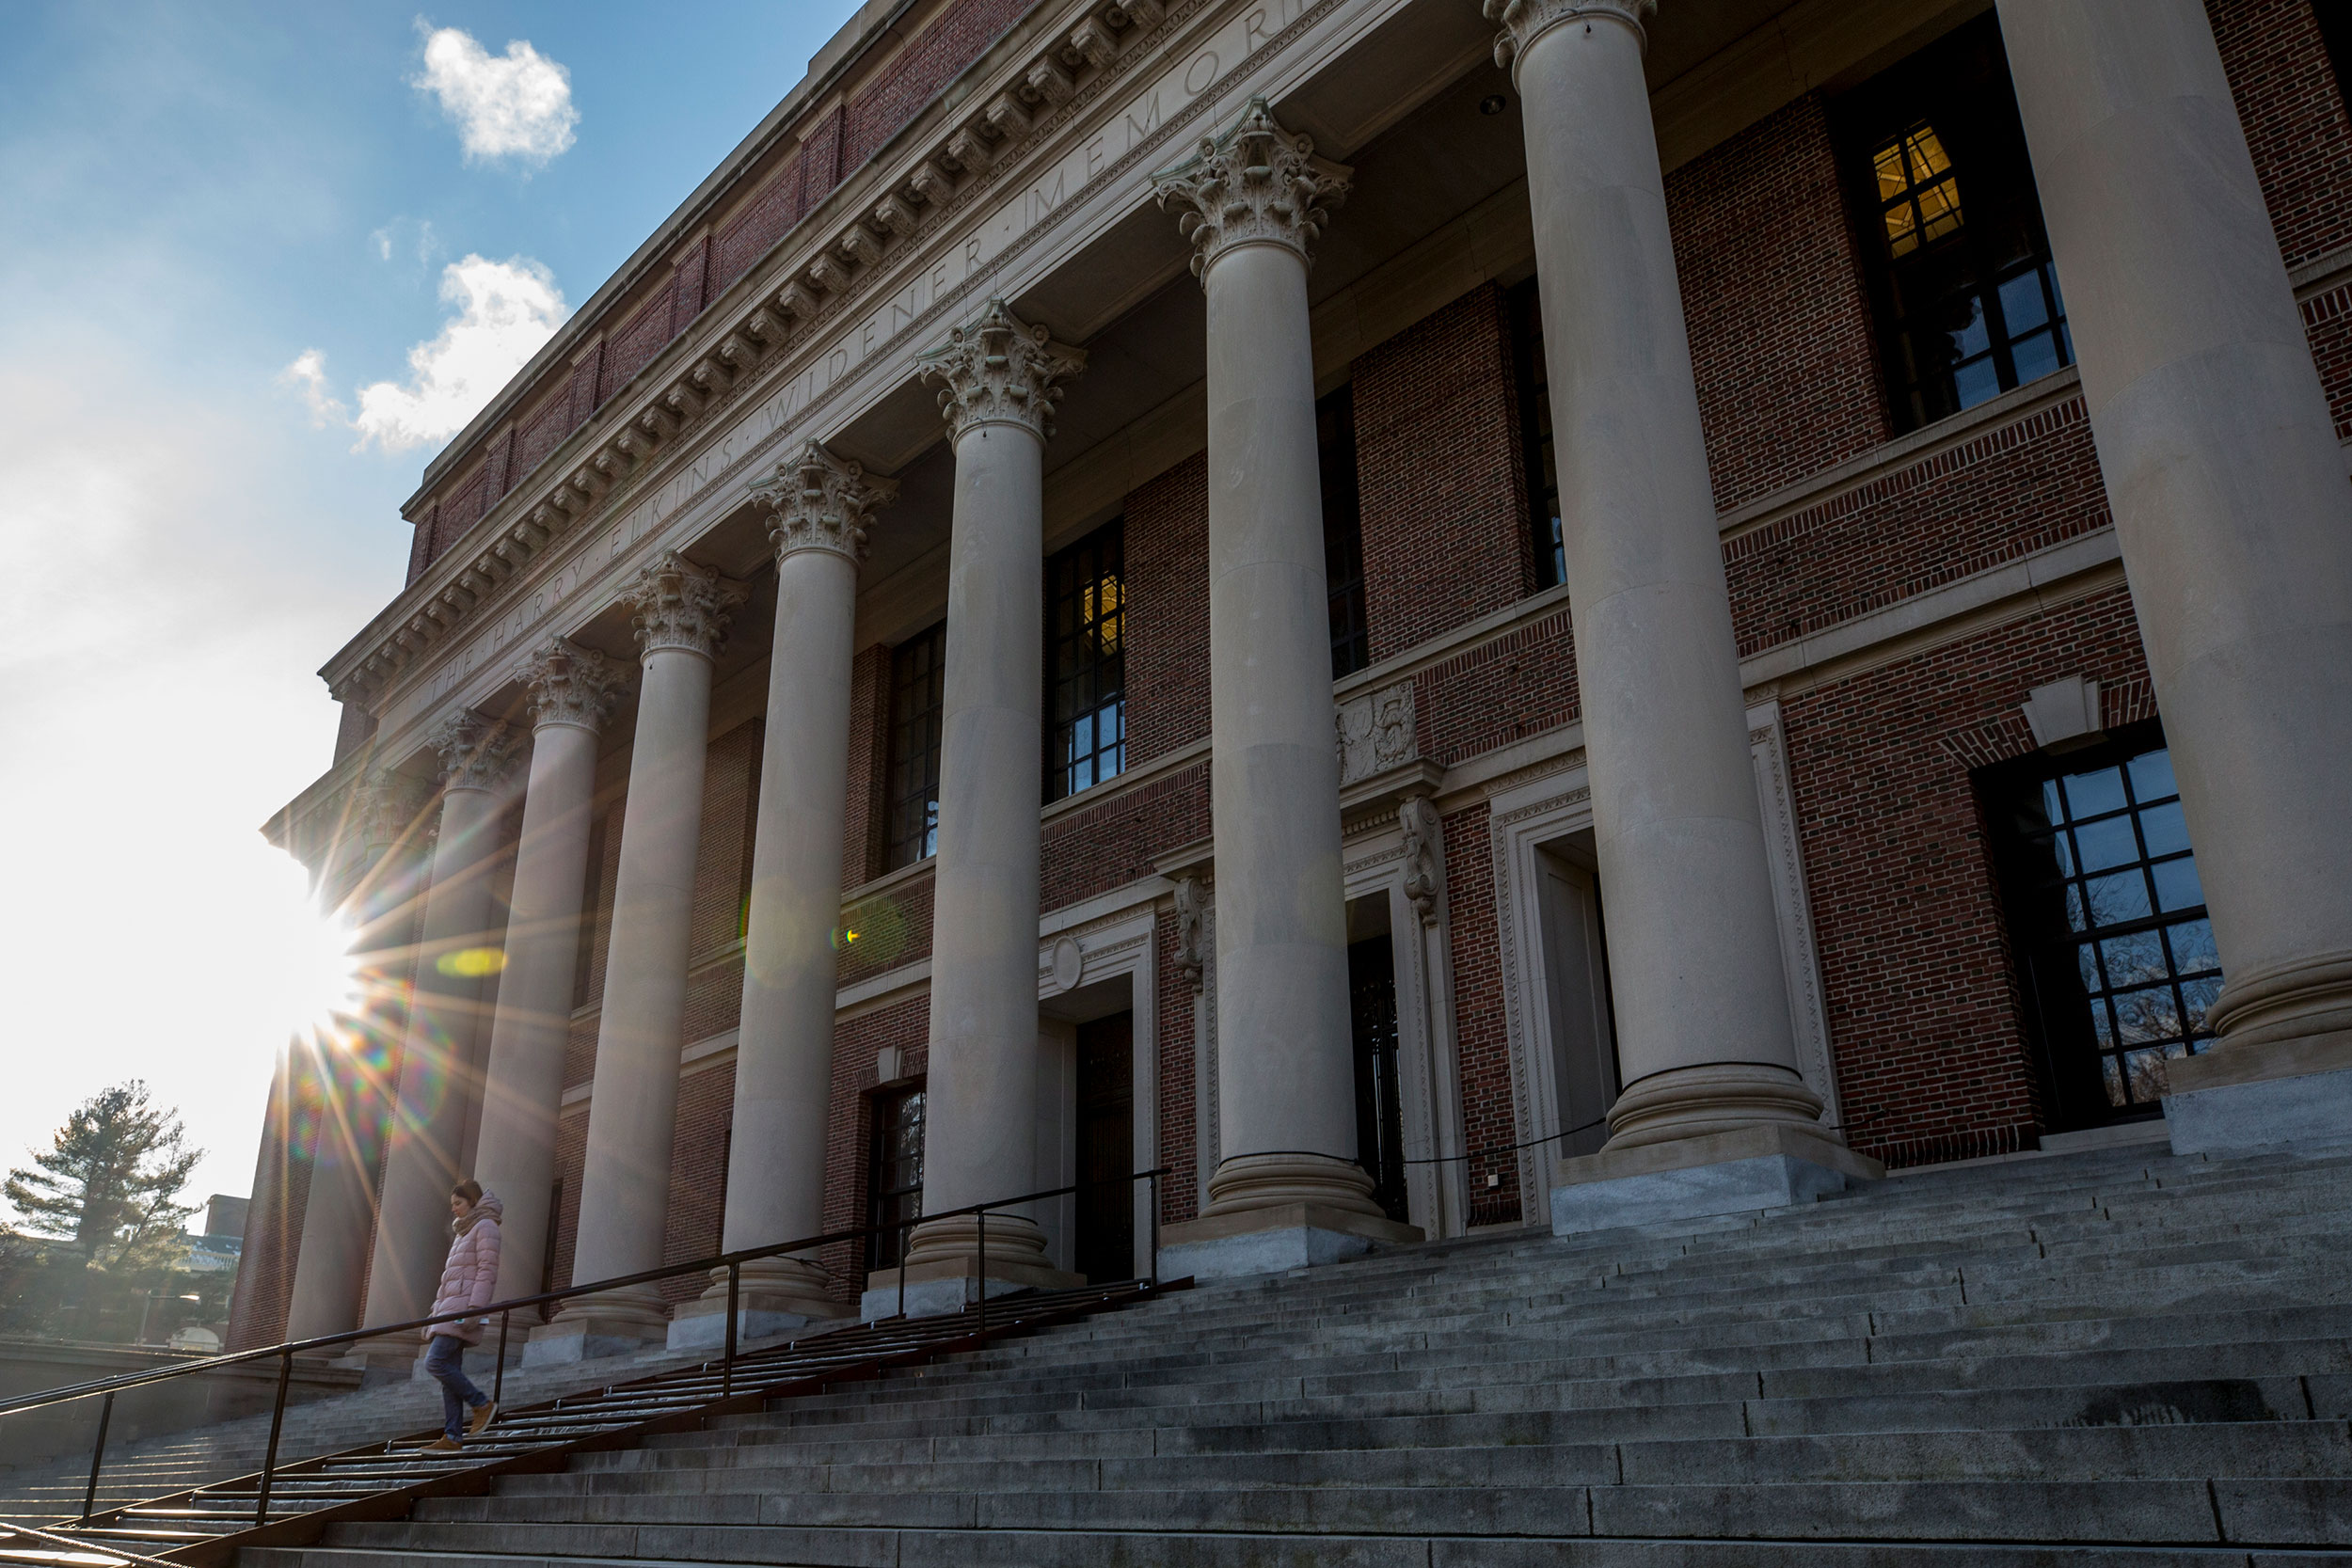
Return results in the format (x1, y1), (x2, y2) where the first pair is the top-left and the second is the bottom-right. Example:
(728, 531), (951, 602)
(422, 1333), (487, 1440)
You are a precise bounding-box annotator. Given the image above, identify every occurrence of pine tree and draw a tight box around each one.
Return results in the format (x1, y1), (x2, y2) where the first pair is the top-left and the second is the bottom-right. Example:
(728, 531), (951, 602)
(4, 1082), (202, 1275)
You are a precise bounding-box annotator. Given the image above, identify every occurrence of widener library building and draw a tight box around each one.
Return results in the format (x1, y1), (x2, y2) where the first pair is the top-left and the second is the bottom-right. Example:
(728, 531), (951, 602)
(229, 0), (2352, 1363)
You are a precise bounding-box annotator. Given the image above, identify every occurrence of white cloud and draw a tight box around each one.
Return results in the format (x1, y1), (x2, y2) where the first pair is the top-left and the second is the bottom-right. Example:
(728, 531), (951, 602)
(369, 214), (440, 267)
(287, 254), (566, 453)
(412, 24), (579, 166)
(278, 347), (348, 428)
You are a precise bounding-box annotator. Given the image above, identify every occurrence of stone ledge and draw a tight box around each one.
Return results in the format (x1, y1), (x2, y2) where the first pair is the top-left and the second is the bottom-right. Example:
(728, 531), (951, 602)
(2165, 1059), (2352, 1157)
(1157, 1203), (1423, 1282)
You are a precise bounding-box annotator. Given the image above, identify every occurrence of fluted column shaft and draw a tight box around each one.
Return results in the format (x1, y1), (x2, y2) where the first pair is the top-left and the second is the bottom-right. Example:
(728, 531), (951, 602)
(901, 302), (1085, 1287)
(1154, 99), (1384, 1220)
(706, 445), (896, 1319)
(472, 642), (627, 1306)
(556, 555), (743, 1338)
(1499, 1), (1818, 1148)
(1997, 0), (2352, 1073)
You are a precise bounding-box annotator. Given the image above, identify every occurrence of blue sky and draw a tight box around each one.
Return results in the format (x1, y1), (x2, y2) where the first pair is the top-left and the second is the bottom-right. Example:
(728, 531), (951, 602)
(0, 1), (864, 1213)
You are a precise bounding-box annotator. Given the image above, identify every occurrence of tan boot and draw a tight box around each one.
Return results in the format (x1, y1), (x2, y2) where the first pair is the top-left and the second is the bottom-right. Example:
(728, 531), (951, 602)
(424, 1436), (462, 1453)
(467, 1401), (499, 1436)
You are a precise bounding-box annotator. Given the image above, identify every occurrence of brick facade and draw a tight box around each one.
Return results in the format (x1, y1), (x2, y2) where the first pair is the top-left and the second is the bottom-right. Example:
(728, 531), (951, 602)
(254, 2), (2352, 1339)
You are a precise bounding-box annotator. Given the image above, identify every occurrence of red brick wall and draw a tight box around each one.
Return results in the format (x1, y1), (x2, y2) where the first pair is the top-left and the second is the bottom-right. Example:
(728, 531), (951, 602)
(846, 0), (1033, 169)
(842, 644), (893, 890)
(1723, 395), (2111, 659)
(2211, 0), (2352, 270)
(549, 1111), (584, 1294)
(840, 871), (934, 986)
(658, 1065), (735, 1301)
(1123, 452), (1212, 768)
(1782, 584), (2155, 1168)
(1041, 761), (1211, 914)
(1353, 282), (1533, 658)
(1667, 92), (1890, 513)
(1443, 802), (1521, 1228)
(1154, 912), (1199, 1227)
(1414, 607), (1580, 768)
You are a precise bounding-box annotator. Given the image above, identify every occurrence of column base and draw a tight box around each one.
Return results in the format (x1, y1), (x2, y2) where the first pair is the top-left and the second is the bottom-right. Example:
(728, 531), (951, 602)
(1549, 1122), (1882, 1236)
(1158, 1201), (1422, 1282)
(860, 1212), (1082, 1321)
(524, 1284), (673, 1367)
(666, 1295), (850, 1352)
(2163, 1031), (2352, 1155)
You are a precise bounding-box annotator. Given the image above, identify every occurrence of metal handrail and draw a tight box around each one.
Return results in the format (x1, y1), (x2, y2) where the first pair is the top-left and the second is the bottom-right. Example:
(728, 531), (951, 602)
(6, 1164), (1168, 1532)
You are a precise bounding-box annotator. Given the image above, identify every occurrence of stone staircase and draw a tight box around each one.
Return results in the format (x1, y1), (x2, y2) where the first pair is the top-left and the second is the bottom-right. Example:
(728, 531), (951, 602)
(7, 1140), (2347, 1562)
(183, 1136), (2352, 1565)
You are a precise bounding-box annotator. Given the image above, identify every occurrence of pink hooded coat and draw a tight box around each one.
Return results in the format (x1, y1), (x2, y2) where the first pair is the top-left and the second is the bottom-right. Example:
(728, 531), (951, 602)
(424, 1192), (502, 1343)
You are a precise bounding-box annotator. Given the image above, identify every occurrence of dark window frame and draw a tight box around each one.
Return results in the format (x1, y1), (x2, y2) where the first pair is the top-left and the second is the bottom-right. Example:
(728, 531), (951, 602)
(1044, 519), (1127, 804)
(865, 1081), (926, 1272)
(1319, 385), (1371, 678)
(882, 622), (947, 871)
(1831, 13), (2074, 435)
(1979, 721), (2222, 1131)
(1507, 277), (1565, 591)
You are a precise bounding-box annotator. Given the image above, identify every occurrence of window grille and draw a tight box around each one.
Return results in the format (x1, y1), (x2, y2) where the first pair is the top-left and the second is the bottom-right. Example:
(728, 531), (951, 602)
(1045, 521), (1126, 802)
(1320, 386), (1370, 678)
(866, 1084), (925, 1272)
(883, 623), (946, 870)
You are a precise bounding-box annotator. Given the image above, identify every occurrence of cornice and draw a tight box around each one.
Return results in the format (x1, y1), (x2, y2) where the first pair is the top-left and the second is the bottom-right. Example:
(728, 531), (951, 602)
(327, 0), (1194, 713)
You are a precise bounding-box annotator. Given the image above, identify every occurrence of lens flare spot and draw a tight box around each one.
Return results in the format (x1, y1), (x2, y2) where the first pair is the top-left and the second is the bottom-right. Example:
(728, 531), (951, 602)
(437, 946), (508, 977)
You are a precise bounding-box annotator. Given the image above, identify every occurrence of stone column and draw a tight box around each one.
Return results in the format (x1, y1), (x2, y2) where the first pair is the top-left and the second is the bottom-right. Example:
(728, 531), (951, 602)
(882, 301), (1085, 1317)
(531, 552), (745, 1364)
(352, 714), (519, 1357)
(1486, 1), (1873, 1230)
(470, 640), (628, 1308)
(1996, 0), (2352, 1150)
(671, 444), (897, 1350)
(283, 768), (429, 1341)
(1150, 99), (1419, 1278)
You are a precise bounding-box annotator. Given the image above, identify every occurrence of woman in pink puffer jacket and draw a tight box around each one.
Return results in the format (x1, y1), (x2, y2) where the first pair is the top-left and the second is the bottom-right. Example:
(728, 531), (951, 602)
(422, 1180), (501, 1449)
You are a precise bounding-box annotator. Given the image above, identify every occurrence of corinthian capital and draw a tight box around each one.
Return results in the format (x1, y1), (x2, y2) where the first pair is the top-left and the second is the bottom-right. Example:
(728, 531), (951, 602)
(625, 551), (749, 660)
(433, 710), (521, 793)
(1483, 0), (1655, 75)
(1152, 97), (1351, 280)
(348, 767), (429, 854)
(917, 299), (1087, 442)
(746, 440), (899, 567)
(520, 638), (629, 734)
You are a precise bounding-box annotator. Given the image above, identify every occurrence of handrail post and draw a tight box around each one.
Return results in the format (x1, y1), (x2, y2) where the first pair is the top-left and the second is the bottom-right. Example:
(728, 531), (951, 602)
(723, 1259), (739, 1398)
(896, 1224), (909, 1321)
(80, 1391), (114, 1522)
(493, 1309), (511, 1406)
(254, 1347), (292, 1527)
(976, 1208), (987, 1334)
(1149, 1169), (1161, 1289)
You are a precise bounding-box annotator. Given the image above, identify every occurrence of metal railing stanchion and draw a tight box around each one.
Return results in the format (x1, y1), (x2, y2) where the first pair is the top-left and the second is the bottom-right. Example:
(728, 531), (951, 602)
(254, 1347), (292, 1526)
(493, 1308), (511, 1406)
(80, 1390), (114, 1522)
(723, 1259), (739, 1397)
(896, 1223), (910, 1320)
(976, 1208), (987, 1333)
(1149, 1169), (1161, 1289)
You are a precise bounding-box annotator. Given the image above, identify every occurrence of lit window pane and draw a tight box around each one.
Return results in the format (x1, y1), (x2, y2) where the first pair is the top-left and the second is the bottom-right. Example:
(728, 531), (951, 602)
(2083, 870), (2152, 927)
(2113, 986), (2181, 1045)
(2152, 856), (2204, 912)
(2073, 816), (2138, 873)
(2048, 833), (2075, 878)
(2075, 942), (2100, 990)
(2088, 997), (2114, 1048)
(2065, 884), (2089, 932)
(2061, 767), (2126, 817)
(2180, 975), (2221, 1034)
(2010, 329), (2061, 384)
(2126, 749), (2177, 802)
(1874, 144), (1908, 200)
(2123, 1047), (2170, 1101)
(1999, 270), (2049, 332)
(1954, 356), (2000, 410)
(2165, 917), (2219, 975)
(1885, 202), (1919, 257)
(1950, 295), (1991, 358)
(2098, 929), (2166, 988)
(2137, 800), (2189, 858)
